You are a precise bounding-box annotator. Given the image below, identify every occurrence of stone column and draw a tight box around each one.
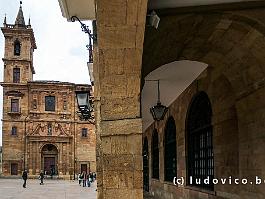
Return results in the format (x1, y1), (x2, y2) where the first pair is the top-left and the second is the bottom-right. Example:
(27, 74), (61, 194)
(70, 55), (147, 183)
(36, 142), (40, 174)
(95, 0), (148, 198)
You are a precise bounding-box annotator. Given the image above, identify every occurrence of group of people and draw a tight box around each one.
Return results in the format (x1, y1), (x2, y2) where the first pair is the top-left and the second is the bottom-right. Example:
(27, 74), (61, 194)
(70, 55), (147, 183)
(22, 170), (45, 188)
(77, 171), (96, 187)
(22, 170), (96, 188)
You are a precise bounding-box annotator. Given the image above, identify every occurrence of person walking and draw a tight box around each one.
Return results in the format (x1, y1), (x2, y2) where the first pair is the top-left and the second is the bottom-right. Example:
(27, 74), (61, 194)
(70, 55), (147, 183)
(39, 170), (44, 185)
(78, 173), (81, 186)
(22, 170), (28, 188)
(87, 172), (91, 187)
(82, 171), (87, 187)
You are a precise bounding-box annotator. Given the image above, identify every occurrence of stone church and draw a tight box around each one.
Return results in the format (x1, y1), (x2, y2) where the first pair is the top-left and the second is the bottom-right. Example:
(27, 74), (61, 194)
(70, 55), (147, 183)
(1, 4), (96, 179)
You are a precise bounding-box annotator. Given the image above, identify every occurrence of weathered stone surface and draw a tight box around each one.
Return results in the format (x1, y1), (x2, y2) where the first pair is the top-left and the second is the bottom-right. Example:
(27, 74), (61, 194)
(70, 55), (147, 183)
(1, 17), (96, 177)
(100, 96), (140, 120)
(101, 118), (142, 136)
(142, 7), (265, 198)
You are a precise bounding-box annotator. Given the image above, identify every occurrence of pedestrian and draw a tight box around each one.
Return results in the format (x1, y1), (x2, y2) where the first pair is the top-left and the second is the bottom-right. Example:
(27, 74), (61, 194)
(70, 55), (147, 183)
(82, 171), (87, 187)
(22, 170), (28, 188)
(78, 173), (82, 186)
(87, 172), (91, 187)
(89, 172), (93, 183)
(39, 170), (44, 185)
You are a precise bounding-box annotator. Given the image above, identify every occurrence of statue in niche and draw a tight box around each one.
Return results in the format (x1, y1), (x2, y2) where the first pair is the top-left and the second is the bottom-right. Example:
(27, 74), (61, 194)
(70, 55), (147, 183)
(47, 123), (52, 135)
(32, 99), (37, 109)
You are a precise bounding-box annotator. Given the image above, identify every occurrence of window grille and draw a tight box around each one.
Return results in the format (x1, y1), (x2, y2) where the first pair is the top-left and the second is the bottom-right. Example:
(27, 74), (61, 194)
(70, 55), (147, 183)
(187, 92), (214, 190)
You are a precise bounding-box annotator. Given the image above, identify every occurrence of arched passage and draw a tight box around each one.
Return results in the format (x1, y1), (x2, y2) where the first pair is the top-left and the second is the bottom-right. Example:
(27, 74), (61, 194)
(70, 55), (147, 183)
(41, 144), (58, 175)
(142, 12), (265, 96)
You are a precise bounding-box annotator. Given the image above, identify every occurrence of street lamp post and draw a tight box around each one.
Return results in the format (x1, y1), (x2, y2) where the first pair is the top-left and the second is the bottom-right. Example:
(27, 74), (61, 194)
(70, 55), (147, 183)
(70, 16), (97, 63)
(75, 90), (94, 123)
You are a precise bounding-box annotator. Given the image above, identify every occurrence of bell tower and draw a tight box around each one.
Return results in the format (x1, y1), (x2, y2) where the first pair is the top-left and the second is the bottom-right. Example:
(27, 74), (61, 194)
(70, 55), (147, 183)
(1, 1), (37, 84)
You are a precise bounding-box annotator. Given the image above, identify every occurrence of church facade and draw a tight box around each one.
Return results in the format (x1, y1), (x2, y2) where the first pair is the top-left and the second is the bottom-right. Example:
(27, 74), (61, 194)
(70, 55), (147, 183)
(1, 5), (96, 179)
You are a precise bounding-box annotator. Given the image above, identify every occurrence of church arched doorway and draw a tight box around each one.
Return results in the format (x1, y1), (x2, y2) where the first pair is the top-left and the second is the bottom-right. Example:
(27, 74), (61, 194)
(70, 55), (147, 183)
(41, 144), (58, 176)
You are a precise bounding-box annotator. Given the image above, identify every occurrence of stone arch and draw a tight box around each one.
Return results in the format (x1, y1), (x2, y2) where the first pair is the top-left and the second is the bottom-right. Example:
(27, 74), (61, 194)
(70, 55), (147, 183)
(208, 74), (240, 195)
(41, 144), (59, 175)
(142, 11), (265, 95)
(39, 143), (59, 153)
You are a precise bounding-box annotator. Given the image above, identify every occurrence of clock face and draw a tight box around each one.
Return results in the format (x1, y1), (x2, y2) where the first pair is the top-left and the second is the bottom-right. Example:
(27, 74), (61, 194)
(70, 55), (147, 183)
(45, 96), (55, 111)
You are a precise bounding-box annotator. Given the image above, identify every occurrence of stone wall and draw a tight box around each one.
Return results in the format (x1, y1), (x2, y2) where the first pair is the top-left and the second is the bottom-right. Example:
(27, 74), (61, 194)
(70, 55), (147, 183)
(142, 5), (265, 199)
(95, 0), (148, 198)
(1, 83), (96, 178)
(143, 64), (265, 199)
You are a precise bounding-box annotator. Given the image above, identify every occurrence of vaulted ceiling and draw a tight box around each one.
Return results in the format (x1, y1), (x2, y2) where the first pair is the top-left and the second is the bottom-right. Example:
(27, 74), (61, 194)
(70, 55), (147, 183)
(148, 0), (261, 9)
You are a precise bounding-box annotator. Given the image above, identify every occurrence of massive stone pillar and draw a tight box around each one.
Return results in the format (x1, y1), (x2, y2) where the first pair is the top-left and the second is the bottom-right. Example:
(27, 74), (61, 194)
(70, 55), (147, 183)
(94, 0), (148, 198)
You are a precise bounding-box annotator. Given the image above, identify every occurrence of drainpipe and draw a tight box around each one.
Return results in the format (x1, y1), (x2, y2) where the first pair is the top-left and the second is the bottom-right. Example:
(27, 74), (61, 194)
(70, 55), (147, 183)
(73, 87), (76, 180)
(24, 85), (30, 171)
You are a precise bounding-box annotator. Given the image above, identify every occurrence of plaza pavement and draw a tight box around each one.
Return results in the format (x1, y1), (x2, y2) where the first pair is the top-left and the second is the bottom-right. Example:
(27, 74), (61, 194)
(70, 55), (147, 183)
(0, 178), (97, 199)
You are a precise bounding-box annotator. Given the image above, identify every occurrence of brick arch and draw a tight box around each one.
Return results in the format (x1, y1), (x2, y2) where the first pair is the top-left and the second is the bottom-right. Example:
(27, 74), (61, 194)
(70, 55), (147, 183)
(142, 11), (265, 95)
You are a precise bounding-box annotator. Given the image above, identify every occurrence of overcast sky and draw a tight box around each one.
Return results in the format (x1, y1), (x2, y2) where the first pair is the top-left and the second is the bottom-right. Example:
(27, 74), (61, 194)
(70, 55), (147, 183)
(0, 0), (92, 145)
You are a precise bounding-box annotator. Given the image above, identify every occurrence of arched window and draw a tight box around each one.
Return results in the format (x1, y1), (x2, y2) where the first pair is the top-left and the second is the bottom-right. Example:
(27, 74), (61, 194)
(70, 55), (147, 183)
(187, 92), (214, 190)
(152, 129), (159, 179)
(14, 39), (21, 56)
(164, 116), (176, 182)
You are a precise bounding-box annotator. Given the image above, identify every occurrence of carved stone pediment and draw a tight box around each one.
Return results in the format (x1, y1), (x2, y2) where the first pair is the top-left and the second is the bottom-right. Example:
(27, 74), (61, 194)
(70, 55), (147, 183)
(5, 90), (24, 97)
(30, 122), (70, 137)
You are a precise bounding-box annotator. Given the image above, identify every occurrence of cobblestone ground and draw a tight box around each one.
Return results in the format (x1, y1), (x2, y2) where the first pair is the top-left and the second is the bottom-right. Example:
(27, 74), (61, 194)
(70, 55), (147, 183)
(0, 179), (97, 199)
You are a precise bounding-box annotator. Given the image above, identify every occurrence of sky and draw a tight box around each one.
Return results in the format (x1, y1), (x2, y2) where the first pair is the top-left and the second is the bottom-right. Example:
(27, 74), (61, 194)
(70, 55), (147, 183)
(0, 0), (92, 145)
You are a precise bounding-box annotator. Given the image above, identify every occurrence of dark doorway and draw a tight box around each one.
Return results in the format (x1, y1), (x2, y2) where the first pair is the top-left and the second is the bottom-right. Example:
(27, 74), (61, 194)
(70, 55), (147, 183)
(44, 157), (56, 175)
(11, 163), (18, 175)
(143, 137), (149, 192)
(41, 144), (58, 175)
(81, 164), (87, 173)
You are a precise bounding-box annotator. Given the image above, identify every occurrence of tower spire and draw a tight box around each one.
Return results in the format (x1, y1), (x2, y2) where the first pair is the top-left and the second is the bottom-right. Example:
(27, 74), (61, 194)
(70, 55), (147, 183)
(15, 1), (25, 27)
(3, 14), (7, 26)
(28, 17), (31, 26)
